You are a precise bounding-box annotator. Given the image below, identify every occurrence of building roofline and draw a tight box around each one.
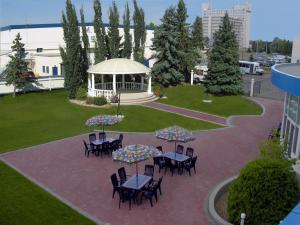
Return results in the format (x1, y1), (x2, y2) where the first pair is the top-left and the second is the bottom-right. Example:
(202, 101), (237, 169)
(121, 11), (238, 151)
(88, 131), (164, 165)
(0, 22), (154, 32)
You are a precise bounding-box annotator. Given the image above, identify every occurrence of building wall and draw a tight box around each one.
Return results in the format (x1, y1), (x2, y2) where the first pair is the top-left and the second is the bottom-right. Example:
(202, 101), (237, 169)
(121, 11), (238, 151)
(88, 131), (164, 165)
(202, 2), (251, 48)
(0, 24), (155, 76)
(292, 37), (300, 63)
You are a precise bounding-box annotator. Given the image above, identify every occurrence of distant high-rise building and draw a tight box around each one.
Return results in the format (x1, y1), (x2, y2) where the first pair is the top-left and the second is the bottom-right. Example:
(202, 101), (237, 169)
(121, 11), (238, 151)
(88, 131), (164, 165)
(202, 2), (251, 48)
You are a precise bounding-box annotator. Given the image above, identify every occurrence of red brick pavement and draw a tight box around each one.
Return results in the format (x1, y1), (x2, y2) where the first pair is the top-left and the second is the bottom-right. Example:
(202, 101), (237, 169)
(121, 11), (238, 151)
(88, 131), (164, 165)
(0, 98), (283, 225)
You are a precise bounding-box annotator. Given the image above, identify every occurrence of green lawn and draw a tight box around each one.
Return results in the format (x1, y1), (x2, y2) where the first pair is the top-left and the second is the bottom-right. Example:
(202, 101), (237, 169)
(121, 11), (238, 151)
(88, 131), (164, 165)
(158, 85), (262, 117)
(0, 161), (96, 225)
(0, 90), (221, 153)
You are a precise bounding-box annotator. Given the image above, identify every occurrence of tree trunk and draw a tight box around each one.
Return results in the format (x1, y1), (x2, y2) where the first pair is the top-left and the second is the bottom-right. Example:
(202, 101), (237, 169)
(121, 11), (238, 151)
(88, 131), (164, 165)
(13, 85), (16, 98)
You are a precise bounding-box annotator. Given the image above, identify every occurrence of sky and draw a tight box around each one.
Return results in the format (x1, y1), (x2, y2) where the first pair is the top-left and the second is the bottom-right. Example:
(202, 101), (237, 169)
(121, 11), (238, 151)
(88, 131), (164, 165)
(0, 0), (299, 41)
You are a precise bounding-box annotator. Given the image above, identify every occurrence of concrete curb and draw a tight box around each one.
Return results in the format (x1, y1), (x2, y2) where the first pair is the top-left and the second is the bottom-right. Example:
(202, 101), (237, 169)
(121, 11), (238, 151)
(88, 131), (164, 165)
(206, 176), (238, 225)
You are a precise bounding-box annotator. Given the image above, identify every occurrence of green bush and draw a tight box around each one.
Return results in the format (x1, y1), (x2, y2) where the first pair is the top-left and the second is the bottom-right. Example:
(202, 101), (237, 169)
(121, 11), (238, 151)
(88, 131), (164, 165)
(86, 97), (94, 105)
(93, 96), (107, 106)
(228, 159), (300, 225)
(76, 86), (87, 100)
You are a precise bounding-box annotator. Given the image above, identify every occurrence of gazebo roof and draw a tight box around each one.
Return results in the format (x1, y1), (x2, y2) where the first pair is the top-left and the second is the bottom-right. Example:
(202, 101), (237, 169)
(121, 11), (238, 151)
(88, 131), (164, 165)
(87, 58), (151, 75)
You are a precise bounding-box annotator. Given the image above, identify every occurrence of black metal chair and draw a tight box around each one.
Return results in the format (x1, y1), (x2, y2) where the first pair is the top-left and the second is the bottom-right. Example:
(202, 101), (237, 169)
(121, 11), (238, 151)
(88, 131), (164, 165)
(142, 189), (156, 207)
(118, 167), (128, 184)
(89, 133), (96, 143)
(101, 141), (110, 156)
(148, 176), (163, 200)
(176, 144), (184, 154)
(118, 133), (123, 148)
(186, 147), (194, 158)
(118, 187), (135, 210)
(110, 140), (120, 153)
(110, 173), (120, 198)
(144, 165), (154, 177)
(83, 140), (96, 157)
(153, 146), (165, 173)
(184, 156), (197, 176)
(98, 132), (106, 140)
(164, 158), (176, 176)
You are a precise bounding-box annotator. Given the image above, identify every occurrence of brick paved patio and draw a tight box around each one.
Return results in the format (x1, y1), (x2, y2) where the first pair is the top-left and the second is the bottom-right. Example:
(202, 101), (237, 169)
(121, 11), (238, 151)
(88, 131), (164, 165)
(0, 98), (283, 225)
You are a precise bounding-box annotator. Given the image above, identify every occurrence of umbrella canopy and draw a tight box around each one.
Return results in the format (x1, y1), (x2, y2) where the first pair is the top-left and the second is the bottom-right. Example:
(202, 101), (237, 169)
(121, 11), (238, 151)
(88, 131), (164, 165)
(85, 115), (122, 132)
(156, 125), (194, 142)
(112, 144), (162, 164)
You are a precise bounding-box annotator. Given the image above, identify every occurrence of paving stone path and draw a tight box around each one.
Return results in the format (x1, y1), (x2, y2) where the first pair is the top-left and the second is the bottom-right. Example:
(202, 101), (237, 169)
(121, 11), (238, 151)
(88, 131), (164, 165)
(143, 101), (227, 126)
(0, 98), (283, 225)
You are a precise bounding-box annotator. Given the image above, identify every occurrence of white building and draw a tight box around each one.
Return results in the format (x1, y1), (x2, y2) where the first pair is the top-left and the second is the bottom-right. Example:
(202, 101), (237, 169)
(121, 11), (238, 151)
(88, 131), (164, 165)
(292, 37), (300, 63)
(0, 23), (155, 77)
(202, 2), (251, 48)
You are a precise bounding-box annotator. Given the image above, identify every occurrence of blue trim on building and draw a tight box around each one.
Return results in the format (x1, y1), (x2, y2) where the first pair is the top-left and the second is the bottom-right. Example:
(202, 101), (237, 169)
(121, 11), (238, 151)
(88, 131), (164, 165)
(271, 64), (300, 97)
(0, 22), (154, 32)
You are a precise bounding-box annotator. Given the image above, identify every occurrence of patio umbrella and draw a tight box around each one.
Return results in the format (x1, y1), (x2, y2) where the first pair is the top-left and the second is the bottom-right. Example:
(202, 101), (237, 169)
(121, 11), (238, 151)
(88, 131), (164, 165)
(112, 144), (162, 183)
(85, 115), (122, 132)
(155, 125), (194, 152)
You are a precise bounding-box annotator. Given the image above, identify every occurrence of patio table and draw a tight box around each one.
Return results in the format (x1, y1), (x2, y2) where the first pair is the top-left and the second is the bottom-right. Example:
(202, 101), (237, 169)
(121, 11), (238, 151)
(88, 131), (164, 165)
(91, 138), (115, 146)
(121, 174), (152, 191)
(163, 152), (190, 162)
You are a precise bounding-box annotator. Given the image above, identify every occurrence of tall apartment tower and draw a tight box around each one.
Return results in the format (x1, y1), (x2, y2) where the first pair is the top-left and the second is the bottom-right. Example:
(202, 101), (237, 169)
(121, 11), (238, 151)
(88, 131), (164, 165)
(202, 2), (251, 48)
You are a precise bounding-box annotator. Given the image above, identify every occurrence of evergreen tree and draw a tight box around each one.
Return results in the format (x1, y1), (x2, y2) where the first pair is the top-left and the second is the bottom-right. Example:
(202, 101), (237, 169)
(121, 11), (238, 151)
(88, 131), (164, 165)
(204, 13), (243, 95)
(5, 33), (28, 97)
(60, 0), (82, 99)
(80, 7), (90, 84)
(93, 0), (106, 63)
(133, 0), (146, 63)
(176, 0), (196, 82)
(107, 1), (121, 59)
(122, 2), (132, 59)
(191, 16), (203, 49)
(151, 7), (183, 87)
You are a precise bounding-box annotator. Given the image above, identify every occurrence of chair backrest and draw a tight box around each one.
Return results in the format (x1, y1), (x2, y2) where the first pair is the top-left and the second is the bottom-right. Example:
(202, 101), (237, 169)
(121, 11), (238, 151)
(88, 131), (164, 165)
(99, 132), (106, 140)
(89, 133), (96, 142)
(83, 140), (88, 150)
(119, 187), (132, 201)
(153, 157), (160, 165)
(176, 144), (184, 154)
(118, 167), (127, 182)
(111, 173), (119, 187)
(144, 164), (154, 177)
(156, 146), (163, 152)
(191, 156), (197, 166)
(186, 147), (194, 158)
(102, 141), (110, 150)
(119, 133), (123, 142)
(111, 140), (120, 151)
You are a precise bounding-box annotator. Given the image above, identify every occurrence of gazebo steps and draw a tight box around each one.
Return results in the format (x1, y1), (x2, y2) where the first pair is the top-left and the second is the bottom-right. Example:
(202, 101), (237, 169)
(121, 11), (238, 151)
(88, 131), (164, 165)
(115, 93), (158, 105)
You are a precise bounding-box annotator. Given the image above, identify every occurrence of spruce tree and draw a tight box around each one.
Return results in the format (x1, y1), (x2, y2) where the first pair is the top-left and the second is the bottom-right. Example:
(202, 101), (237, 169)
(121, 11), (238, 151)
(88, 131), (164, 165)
(204, 13), (243, 95)
(133, 0), (146, 63)
(80, 7), (90, 84)
(93, 0), (106, 63)
(60, 0), (82, 99)
(107, 1), (121, 59)
(122, 2), (132, 59)
(5, 33), (28, 97)
(151, 7), (183, 87)
(191, 16), (203, 49)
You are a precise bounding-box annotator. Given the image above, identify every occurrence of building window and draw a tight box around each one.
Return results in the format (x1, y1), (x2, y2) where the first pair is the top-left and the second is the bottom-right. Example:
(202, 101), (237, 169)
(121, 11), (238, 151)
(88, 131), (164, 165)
(90, 36), (96, 42)
(46, 66), (49, 74)
(42, 66), (45, 73)
(36, 48), (43, 52)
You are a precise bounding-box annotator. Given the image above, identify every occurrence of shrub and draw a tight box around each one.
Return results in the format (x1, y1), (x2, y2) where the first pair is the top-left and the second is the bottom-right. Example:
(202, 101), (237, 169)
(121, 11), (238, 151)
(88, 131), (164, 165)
(93, 96), (107, 106)
(76, 86), (87, 100)
(153, 85), (164, 97)
(110, 95), (119, 103)
(227, 159), (300, 225)
(86, 97), (94, 105)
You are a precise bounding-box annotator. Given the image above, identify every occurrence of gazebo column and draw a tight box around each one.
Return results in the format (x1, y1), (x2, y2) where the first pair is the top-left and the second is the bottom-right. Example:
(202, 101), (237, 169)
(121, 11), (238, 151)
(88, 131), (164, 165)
(92, 73), (95, 97)
(113, 74), (117, 94)
(122, 74), (125, 89)
(141, 76), (144, 90)
(101, 74), (104, 89)
(147, 73), (152, 94)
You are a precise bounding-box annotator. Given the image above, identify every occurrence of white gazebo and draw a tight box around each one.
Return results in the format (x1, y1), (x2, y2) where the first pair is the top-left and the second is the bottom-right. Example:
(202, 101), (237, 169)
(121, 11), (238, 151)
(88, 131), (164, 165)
(87, 58), (152, 101)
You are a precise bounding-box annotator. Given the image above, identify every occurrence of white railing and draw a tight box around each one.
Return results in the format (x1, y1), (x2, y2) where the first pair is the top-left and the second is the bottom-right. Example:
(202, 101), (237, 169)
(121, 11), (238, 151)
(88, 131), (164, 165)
(88, 88), (113, 99)
(94, 82), (148, 91)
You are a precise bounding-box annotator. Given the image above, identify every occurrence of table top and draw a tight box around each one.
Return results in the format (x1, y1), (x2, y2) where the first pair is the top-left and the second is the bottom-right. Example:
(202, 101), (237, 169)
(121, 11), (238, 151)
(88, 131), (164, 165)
(163, 151), (190, 162)
(91, 138), (115, 145)
(121, 174), (152, 190)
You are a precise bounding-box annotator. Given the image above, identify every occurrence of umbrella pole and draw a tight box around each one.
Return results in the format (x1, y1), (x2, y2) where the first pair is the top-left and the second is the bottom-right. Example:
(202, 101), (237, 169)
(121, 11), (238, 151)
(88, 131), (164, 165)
(136, 162), (138, 186)
(174, 141), (177, 159)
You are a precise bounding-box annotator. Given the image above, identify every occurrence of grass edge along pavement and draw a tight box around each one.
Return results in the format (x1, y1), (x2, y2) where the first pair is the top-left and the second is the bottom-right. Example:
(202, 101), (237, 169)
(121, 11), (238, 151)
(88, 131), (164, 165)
(0, 89), (222, 153)
(0, 160), (98, 225)
(157, 85), (263, 117)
